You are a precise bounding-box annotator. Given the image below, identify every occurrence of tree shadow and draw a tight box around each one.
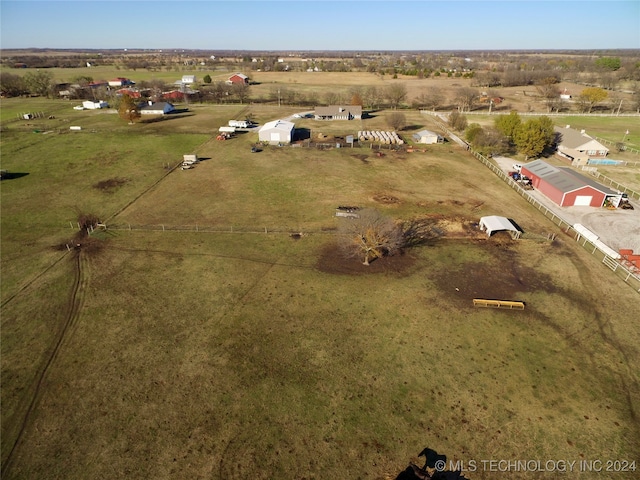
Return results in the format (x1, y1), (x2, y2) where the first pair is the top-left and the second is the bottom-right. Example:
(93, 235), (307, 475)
(402, 218), (446, 248)
(0, 172), (29, 180)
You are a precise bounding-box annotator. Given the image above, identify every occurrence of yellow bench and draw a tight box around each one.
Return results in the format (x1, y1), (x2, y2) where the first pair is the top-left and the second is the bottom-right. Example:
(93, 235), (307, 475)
(473, 299), (525, 310)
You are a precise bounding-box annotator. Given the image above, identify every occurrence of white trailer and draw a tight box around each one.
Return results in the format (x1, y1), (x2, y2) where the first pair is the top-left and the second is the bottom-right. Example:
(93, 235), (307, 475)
(229, 120), (249, 128)
(219, 126), (236, 133)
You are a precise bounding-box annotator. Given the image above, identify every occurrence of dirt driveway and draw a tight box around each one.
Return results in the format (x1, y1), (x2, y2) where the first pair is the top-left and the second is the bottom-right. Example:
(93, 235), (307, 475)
(492, 156), (640, 252)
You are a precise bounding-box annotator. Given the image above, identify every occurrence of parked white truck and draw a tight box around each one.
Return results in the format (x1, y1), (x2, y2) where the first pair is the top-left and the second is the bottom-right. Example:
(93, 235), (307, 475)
(228, 120), (250, 128)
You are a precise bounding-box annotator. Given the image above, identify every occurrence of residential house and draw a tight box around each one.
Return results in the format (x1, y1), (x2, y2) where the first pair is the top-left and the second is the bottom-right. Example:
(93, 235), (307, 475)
(554, 125), (609, 166)
(140, 101), (175, 115)
(108, 77), (135, 87)
(314, 105), (362, 120)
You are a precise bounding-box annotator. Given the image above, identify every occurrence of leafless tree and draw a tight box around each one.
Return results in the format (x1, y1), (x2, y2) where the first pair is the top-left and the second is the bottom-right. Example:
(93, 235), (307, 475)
(412, 87), (442, 110)
(338, 209), (404, 266)
(535, 80), (561, 113)
(384, 83), (408, 109)
(386, 112), (407, 131)
(454, 87), (479, 112)
(363, 85), (382, 109)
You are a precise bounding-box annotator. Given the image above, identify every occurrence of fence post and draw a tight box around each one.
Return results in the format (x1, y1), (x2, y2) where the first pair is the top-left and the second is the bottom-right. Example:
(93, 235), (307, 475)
(162, 225), (165, 231)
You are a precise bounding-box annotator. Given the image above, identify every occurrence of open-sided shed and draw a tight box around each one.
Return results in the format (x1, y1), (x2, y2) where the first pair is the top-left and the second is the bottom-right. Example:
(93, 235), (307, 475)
(479, 215), (520, 238)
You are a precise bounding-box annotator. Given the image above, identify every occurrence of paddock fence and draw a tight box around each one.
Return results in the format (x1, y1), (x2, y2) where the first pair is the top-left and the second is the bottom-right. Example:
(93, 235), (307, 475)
(429, 117), (640, 293)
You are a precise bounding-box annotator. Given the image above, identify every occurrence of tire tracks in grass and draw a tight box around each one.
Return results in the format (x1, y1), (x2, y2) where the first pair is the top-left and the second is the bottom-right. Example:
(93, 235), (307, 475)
(1, 251), (88, 477)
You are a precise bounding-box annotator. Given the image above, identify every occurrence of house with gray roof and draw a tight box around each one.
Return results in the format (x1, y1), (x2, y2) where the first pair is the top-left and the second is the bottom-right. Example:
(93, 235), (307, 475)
(554, 125), (609, 166)
(314, 105), (362, 120)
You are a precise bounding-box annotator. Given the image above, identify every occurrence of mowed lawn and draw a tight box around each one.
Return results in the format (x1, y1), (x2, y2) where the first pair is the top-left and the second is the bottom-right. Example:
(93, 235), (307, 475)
(2, 100), (639, 480)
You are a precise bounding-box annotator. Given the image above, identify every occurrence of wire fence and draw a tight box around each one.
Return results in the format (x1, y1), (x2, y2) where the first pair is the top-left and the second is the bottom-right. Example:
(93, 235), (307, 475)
(429, 118), (640, 294)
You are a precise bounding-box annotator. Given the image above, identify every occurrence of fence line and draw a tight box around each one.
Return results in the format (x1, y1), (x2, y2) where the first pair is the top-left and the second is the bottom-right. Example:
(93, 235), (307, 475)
(421, 110), (640, 118)
(429, 117), (640, 293)
(593, 136), (640, 156)
(584, 171), (640, 201)
(81, 223), (337, 236)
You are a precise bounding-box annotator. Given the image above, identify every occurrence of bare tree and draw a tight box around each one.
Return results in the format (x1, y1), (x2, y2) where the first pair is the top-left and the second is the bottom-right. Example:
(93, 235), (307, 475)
(454, 87), (479, 112)
(535, 79), (561, 113)
(231, 82), (250, 104)
(338, 209), (404, 266)
(363, 85), (382, 109)
(386, 112), (406, 131)
(385, 83), (408, 109)
(412, 87), (442, 110)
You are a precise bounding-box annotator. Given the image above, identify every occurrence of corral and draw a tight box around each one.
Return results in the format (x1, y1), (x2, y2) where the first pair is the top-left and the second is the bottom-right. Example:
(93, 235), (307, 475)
(1, 97), (639, 480)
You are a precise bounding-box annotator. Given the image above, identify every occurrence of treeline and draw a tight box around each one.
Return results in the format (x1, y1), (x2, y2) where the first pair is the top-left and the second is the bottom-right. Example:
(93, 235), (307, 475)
(448, 110), (560, 160)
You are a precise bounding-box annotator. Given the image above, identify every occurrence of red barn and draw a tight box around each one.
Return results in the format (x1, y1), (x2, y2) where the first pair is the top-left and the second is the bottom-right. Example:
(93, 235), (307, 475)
(226, 73), (249, 85)
(521, 159), (620, 207)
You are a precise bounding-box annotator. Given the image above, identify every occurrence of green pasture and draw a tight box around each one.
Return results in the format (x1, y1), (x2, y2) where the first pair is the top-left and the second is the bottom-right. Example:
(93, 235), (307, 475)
(2, 98), (639, 479)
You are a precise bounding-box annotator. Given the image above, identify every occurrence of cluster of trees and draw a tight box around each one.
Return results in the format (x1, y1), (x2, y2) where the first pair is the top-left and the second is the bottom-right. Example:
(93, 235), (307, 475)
(453, 111), (556, 160)
(0, 70), (55, 97)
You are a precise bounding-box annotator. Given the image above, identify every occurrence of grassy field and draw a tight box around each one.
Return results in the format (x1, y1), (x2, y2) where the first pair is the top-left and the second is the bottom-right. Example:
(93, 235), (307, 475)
(2, 98), (639, 479)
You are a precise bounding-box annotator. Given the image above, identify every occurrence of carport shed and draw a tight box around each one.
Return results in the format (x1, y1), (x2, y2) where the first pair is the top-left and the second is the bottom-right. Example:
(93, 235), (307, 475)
(479, 215), (521, 238)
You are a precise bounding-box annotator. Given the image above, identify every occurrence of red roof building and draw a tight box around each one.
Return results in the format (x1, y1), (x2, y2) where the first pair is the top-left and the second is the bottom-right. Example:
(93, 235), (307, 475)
(226, 73), (249, 85)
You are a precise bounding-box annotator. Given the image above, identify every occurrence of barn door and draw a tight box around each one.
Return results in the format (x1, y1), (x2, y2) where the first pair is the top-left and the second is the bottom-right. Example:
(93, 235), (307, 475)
(574, 196), (593, 206)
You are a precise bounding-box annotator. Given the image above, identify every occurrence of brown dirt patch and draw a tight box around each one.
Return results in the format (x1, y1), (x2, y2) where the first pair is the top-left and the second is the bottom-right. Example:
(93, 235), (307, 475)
(372, 193), (401, 204)
(316, 242), (416, 275)
(93, 177), (128, 193)
(432, 239), (557, 303)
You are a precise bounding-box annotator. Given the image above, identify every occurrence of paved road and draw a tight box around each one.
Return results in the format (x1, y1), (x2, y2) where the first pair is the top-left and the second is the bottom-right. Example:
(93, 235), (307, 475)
(492, 156), (640, 251)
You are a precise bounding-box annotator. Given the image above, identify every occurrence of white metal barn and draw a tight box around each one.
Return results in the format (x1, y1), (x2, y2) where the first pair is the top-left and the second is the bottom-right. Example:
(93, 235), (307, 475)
(412, 129), (444, 144)
(479, 215), (521, 238)
(258, 120), (295, 144)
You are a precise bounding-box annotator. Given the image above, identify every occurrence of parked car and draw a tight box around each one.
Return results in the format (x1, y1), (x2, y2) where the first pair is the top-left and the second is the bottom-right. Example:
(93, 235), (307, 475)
(512, 164), (522, 172)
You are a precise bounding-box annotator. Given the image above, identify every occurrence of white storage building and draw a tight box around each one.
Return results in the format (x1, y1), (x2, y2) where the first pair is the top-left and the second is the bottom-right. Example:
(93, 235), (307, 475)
(258, 119), (295, 144)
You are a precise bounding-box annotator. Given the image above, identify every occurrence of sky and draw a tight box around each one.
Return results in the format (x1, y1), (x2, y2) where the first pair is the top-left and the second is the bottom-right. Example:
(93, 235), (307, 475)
(1, 0), (639, 51)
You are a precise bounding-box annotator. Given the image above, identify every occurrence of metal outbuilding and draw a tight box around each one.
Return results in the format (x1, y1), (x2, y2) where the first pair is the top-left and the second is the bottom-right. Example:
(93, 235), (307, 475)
(258, 119), (295, 144)
(412, 129), (444, 144)
(521, 159), (620, 207)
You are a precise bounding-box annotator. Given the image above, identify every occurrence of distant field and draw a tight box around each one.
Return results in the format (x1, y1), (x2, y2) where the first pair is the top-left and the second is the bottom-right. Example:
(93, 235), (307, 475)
(2, 98), (639, 480)
(6, 65), (638, 115)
